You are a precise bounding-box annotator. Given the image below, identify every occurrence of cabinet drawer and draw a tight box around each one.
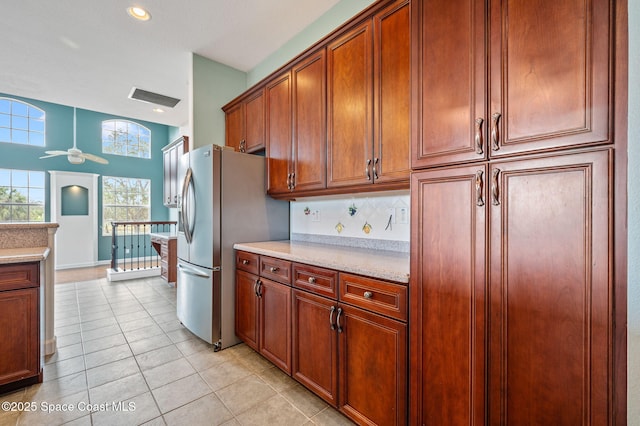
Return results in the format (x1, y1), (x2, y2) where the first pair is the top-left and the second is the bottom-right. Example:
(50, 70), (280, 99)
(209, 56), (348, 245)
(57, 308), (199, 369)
(260, 257), (292, 285)
(160, 261), (168, 279)
(339, 273), (407, 322)
(0, 262), (39, 291)
(236, 251), (259, 275)
(293, 263), (338, 299)
(161, 243), (169, 258)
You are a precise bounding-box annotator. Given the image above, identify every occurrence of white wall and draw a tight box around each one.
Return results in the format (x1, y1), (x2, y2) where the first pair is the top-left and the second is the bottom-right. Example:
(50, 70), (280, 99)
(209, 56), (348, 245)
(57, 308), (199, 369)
(628, 2), (639, 424)
(290, 192), (410, 251)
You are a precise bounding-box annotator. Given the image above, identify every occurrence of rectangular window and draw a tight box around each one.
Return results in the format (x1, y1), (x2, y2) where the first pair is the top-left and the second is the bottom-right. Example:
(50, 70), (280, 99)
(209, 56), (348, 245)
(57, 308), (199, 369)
(102, 176), (151, 235)
(0, 169), (45, 222)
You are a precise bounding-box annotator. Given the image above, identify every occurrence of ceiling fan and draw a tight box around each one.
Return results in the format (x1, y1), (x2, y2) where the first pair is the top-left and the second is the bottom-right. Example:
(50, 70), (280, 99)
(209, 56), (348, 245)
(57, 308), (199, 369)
(40, 108), (109, 165)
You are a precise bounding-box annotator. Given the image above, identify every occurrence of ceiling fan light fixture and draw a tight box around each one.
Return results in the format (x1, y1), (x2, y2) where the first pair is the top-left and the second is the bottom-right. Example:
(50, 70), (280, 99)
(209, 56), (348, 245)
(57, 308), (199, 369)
(68, 155), (85, 165)
(127, 6), (151, 21)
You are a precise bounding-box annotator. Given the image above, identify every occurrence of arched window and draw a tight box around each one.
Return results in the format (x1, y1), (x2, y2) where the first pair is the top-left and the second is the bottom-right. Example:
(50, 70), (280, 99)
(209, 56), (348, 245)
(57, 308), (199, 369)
(102, 119), (151, 159)
(0, 98), (46, 146)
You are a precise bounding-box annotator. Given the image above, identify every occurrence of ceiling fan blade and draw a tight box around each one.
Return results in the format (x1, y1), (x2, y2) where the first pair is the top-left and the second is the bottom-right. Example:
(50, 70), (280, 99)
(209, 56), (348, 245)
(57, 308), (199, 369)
(81, 153), (109, 164)
(43, 150), (69, 155)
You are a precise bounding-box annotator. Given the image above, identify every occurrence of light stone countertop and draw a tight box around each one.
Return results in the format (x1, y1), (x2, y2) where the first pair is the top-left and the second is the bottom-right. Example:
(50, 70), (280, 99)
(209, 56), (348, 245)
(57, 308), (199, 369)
(0, 246), (50, 264)
(233, 240), (410, 283)
(149, 232), (177, 240)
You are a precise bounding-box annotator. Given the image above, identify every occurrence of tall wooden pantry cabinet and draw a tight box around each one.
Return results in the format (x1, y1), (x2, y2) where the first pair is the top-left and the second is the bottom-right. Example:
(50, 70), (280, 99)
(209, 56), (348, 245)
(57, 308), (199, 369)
(410, 0), (627, 424)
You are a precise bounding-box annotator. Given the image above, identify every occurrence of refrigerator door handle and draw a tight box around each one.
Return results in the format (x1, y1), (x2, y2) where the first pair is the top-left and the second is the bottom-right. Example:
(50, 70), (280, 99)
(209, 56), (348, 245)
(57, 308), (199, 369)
(181, 167), (194, 243)
(178, 263), (213, 278)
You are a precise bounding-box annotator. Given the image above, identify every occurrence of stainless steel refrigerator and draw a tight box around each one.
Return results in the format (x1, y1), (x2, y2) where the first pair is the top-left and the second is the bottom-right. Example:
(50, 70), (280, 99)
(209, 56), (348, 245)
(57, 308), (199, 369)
(176, 144), (289, 350)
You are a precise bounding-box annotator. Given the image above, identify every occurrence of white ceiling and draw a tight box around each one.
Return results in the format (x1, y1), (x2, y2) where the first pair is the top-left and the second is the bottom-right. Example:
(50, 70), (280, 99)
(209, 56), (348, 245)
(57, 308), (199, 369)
(0, 0), (341, 128)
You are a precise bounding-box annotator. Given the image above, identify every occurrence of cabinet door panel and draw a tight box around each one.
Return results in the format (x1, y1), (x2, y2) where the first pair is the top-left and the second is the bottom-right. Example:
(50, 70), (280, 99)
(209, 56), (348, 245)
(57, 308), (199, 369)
(339, 303), (407, 426)
(163, 149), (172, 206)
(266, 73), (292, 195)
(235, 270), (258, 350)
(245, 90), (265, 153)
(292, 50), (326, 192)
(410, 165), (487, 425)
(489, 149), (611, 425)
(373, 0), (411, 182)
(327, 21), (373, 188)
(292, 290), (338, 407)
(259, 278), (291, 374)
(0, 288), (39, 386)
(412, 0), (487, 168)
(225, 103), (244, 152)
(489, 0), (611, 156)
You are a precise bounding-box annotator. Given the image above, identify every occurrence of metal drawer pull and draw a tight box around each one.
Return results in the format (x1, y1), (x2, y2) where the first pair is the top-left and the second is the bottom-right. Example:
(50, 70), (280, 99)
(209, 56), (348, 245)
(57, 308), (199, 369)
(242, 259), (249, 265)
(363, 291), (373, 299)
(336, 307), (343, 333)
(475, 170), (485, 207)
(329, 305), (336, 330)
(491, 168), (501, 206)
(254, 280), (259, 297)
(308, 276), (316, 284)
(269, 266), (279, 273)
(365, 159), (372, 181)
(491, 112), (501, 151)
(475, 118), (484, 154)
(373, 158), (379, 180)
(256, 280), (263, 298)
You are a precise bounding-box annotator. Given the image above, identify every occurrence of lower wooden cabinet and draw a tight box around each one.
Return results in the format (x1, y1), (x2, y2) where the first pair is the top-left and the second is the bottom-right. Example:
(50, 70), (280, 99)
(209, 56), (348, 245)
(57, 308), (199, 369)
(410, 148), (613, 425)
(236, 251), (409, 425)
(235, 255), (292, 375)
(0, 262), (41, 393)
(291, 266), (408, 425)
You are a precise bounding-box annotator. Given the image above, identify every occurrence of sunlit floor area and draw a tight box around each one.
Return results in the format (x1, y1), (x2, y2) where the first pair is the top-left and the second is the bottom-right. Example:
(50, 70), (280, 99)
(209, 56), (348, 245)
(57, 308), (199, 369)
(0, 273), (353, 425)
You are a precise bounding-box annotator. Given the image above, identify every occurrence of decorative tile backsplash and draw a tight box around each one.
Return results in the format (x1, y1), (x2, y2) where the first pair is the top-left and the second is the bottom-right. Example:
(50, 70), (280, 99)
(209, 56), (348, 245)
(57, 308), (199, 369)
(290, 191), (410, 252)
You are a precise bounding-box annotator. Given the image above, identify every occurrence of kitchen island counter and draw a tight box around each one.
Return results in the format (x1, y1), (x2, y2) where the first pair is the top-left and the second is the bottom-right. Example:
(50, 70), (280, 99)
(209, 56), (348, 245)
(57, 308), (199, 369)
(234, 240), (409, 283)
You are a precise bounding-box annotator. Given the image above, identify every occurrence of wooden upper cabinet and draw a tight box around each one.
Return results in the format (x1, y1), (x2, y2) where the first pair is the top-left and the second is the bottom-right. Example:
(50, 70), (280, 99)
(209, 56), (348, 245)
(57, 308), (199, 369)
(489, 0), (611, 157)
(224, 89), (265, 153)
(327, 20), (373, 188)
(162, 136), (189, 207)
(373, 0), (411, 183)
(244, 90), (265, 152)
(266, 72), (293, 195)
(292, 49), (327, 192)
(413, 0), (612, 168)
(488, 149), (612, 425)
(413, 0), (487, 168)
(225, 103), (244, 152)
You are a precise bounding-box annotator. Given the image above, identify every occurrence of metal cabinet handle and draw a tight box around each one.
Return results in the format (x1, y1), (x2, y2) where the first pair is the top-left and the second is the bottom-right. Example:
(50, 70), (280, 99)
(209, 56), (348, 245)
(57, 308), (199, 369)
(239, 139), (246, 153)
(308, 276), (316, 284)
(373, 158), (379, 180)
(329, 305), (336, 330)
(491, 112), (501, 151)
(475, 118), (484, 154)
(291, 172), (295, 190)
(363, 291), (373, 299)
(167, 196), (171, 203)
(475, 170), (485, 207)
(365, 159), (372, 181)
(254, 280), (259, 297)
(491, 168), (501, 206)
(269, 266), (279, 273)
(257, 279), (263, 298)
(287, 173), (291, 190)
(242, 259), (250, 265)
(336, 307), (343, 333)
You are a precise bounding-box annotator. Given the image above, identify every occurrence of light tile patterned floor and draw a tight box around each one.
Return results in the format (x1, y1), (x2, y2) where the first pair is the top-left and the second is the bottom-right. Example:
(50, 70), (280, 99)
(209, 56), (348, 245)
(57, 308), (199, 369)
(0, 276), (354, 426)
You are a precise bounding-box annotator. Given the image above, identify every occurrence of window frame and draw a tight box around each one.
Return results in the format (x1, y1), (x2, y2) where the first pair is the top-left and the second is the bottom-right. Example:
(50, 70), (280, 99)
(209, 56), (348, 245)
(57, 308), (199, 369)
(101, 119), (151, 159)
(101, 175), (151, 236)
(0, 168), (46, 223)
(0, 97), (46, 147)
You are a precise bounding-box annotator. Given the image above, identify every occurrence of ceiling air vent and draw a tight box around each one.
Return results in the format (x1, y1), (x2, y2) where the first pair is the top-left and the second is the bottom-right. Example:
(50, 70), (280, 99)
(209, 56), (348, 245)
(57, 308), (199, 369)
(128, 87), (180, 108)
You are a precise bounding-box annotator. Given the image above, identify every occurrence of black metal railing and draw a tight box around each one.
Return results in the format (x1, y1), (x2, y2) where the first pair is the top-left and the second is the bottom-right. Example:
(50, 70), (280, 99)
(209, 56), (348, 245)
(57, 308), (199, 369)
(110, 221), (177, 272)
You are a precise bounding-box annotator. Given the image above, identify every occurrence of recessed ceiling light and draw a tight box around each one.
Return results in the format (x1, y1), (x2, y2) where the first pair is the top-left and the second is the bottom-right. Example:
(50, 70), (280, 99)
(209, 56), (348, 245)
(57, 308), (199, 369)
(153, 108), (164, 113)
(127, 6), (151, 21)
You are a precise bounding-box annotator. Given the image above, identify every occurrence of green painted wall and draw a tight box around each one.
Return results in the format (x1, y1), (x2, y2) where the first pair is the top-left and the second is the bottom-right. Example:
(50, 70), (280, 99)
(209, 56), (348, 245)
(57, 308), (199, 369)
(0, 92), (175, 261)
(192, 54), (246, 149)
(247, 0), (377, 85)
